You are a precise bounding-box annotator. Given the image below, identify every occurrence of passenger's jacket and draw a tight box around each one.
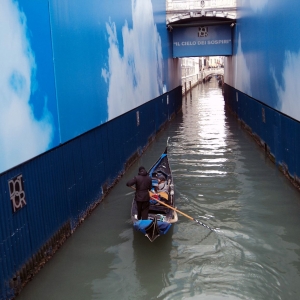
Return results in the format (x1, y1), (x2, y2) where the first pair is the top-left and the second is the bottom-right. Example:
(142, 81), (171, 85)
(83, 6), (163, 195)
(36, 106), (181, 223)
(126, 168), (152, 202)
(157, 180), (169, 193)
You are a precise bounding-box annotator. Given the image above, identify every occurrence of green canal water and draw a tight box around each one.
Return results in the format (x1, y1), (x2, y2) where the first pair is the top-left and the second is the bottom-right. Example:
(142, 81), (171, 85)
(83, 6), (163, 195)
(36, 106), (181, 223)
(17, 78), (300, 300)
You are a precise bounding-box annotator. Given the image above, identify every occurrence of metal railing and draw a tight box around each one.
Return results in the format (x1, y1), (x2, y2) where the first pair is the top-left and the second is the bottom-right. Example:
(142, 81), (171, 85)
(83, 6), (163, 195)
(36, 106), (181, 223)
(167, 0), (236, 11)
(166, 0), (237, 23)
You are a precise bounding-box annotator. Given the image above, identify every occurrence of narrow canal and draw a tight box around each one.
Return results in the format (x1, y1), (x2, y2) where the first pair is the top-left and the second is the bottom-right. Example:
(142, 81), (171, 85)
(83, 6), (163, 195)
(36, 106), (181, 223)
(17, 78), (300, 300)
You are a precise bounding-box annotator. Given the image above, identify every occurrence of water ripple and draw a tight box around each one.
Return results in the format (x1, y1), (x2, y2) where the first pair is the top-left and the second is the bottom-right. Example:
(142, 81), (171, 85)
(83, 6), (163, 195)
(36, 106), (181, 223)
(160, 80), (300, 299)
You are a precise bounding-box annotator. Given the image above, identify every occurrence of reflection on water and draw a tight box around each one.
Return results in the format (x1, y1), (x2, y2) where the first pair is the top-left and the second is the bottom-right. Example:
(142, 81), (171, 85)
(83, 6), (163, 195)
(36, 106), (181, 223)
(161, 80), (300, 300)
(17, 78), (300, 300)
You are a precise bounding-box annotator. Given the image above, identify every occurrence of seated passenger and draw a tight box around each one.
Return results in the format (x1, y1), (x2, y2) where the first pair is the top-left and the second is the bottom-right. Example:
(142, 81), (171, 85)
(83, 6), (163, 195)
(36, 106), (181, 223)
(156, 174), (169, 194)
(149, 174), (169, 203)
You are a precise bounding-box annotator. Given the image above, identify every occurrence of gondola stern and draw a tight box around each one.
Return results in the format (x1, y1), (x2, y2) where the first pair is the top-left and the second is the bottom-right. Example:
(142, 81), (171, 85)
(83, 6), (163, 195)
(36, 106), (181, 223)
(133, 218), (172, 242)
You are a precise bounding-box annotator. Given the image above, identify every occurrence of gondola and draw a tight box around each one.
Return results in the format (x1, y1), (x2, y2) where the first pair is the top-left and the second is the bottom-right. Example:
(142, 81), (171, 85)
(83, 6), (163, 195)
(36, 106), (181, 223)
(130, 146), (178, 242)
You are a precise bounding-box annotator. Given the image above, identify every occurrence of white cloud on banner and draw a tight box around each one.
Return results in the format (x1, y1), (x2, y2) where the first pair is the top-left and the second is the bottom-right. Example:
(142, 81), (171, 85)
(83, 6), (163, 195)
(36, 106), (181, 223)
(248, 0), (268, 12)
(235, 33), (251, 96)
(273, 51), (300, 121)
(102, 0), (163, 120)
(0, 0), (53, 173)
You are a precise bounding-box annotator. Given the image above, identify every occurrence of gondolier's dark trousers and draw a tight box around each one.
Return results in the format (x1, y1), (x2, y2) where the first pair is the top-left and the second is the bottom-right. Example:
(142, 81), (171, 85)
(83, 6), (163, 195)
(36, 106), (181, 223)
(136, 201), (150, 220)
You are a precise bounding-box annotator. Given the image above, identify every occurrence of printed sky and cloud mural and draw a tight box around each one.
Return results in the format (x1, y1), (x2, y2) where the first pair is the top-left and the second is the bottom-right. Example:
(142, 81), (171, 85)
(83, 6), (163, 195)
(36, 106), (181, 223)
(0, 0), (58, 173)
(227, 0), (300, 121)
(50, 0), (169, 141)
(5, 0), (300, 175)
(102, 0), (164, 120)
(0, 0), (172, 174)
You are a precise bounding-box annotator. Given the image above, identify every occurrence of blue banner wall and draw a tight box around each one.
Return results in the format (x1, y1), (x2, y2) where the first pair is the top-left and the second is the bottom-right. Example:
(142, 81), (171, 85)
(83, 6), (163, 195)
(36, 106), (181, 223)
(49, 0), (172, 143)
(225, 0), (300, 123)
(173, 25), (232, 57)
(224, 0), (300, 195)
(0, 0), (180, 174)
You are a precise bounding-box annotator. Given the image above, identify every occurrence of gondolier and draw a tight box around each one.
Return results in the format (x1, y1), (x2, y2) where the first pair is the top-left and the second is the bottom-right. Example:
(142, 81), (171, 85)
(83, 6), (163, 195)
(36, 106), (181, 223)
(126, 166), (152, 220)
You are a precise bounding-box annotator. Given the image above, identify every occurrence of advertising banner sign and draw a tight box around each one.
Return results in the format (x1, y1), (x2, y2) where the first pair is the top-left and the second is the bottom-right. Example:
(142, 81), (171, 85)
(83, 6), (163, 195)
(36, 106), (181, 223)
(173, 25), (232, 57)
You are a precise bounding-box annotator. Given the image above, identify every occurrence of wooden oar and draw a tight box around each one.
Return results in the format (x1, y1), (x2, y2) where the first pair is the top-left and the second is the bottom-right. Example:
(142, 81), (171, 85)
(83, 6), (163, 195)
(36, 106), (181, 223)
(130, 187), (216, 231)
(149, 190), (168, 200)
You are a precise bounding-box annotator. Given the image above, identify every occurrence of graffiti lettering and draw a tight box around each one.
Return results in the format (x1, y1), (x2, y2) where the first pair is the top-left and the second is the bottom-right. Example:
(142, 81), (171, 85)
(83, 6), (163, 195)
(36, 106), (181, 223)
(8, 174), (26, 213)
